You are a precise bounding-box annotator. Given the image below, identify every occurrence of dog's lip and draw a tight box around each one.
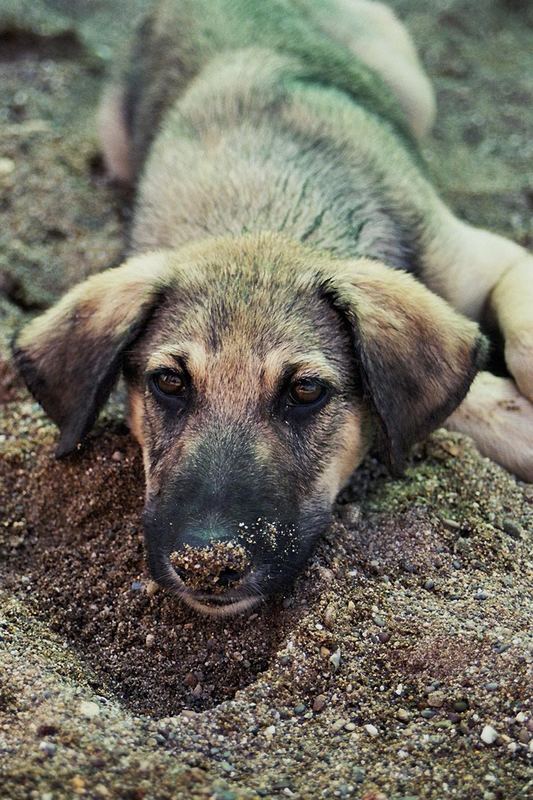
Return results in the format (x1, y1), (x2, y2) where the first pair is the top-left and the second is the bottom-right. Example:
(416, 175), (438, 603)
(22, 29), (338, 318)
(156, 554), (262, 617)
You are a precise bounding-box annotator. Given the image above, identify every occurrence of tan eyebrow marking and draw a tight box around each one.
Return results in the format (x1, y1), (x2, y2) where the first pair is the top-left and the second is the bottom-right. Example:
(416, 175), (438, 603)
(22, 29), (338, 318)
(147, 342), (208, 376)
(261, 348), (341, 392)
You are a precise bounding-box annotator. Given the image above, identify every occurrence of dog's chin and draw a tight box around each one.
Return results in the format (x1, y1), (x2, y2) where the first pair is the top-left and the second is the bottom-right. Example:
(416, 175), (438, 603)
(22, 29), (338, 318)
(180, 591), (262, 618)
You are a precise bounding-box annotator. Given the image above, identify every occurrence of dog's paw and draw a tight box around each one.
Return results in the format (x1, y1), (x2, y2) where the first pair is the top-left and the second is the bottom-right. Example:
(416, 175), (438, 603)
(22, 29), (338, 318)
(445, 372), (533, 482)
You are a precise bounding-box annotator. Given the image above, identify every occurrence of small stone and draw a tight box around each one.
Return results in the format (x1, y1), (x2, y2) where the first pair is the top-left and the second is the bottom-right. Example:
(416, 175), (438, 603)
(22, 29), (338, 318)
(427, 691), (445, 708)
(345, 722), (356, 731)
(475, 590), (488, 601)
(79, 700), (100, 719)
(424, 579), (435, 591)
(453, 699), (469, 713)
(94, 785), (110, 798)
(111, 450), (123, 462)
(331, 718), (348, 732)
(485, 682), (499, 692)
(421, 709), (436, 719)
(329, 648), (341, 671)
(442, 517), (461, 531)
(324, 605), (337, 629)
(481, 725), (498, 745)
(279, 654), (292, 666)
(145, 633), (155, 647)
(397, 709), (411, 723)
(146, 580), (159, 596)
(0, 157), (15, 176)
(264, 725), (276, 739)
(38, 741), (56, 756)
(364, 723), (379, 737)
(518, 728), (531, 744)
(515, 711), (527, 723)
(378, 631), (391, 644)
(71, 776), (85, 794)
(293, 704), (306, 715)
(313, 695), (327, 713)
(131, 581), (143, 592)
(192, 683), (203, 698)
(352, 768), (365, 783)
(372, 614), (386, 627)
(502, 519), (523, 539)
(184, 672), (198, 688)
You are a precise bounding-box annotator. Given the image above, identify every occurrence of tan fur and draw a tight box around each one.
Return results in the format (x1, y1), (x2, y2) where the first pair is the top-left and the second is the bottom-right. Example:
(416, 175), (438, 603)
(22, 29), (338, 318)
(318, 410), (370, 504)
(127, 388), (145, 448)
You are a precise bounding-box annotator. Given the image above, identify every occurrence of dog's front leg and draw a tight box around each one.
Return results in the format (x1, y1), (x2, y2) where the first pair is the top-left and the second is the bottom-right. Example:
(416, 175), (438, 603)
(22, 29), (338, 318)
(420, 205), (533, 480)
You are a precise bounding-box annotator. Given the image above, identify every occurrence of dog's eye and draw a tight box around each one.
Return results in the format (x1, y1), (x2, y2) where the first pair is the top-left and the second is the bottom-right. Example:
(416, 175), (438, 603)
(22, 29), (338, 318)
(288, 378), (327, 406)
(152, 371), (186, 397)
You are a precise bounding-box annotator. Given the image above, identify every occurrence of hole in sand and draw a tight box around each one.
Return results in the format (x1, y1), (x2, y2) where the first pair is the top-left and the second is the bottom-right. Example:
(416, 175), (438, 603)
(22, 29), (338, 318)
(3, 430), (303, 718)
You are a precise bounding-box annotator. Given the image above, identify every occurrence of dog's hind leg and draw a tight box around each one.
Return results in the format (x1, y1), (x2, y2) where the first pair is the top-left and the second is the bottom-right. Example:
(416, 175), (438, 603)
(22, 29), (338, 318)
(98, 83), (133, 184)
(445, 373), (533, 482)
(420, 206), (533, 479)
(315, 0), (436, 139)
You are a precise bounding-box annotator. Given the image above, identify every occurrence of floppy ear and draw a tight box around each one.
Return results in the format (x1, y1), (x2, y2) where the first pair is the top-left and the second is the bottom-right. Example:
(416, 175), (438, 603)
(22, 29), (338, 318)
(12, 252), (171, 457)
(323, 259), (488, 474)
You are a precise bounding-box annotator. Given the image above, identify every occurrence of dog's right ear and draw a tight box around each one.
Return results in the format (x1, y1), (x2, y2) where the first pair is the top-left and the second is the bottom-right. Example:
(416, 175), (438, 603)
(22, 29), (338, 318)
(12, 252), (171, 457)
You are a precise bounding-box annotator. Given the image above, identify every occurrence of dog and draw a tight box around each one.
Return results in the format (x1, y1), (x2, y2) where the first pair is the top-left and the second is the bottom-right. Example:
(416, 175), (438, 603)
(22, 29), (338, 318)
(13, 0), (533, 616)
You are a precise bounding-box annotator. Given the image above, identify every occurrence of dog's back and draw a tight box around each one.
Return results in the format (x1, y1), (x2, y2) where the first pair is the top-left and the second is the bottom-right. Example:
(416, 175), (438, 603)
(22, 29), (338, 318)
(118, 0), (414, 174)
(102, 0), (434, 272)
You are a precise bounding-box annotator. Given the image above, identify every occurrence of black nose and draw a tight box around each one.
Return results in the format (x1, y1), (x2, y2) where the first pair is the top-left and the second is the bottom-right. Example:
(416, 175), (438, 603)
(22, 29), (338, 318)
(169, 541), (250, 594)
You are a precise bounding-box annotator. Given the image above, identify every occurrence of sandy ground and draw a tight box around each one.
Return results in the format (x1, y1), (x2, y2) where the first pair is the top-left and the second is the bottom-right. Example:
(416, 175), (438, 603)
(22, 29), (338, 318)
(0, 1), (532, 798)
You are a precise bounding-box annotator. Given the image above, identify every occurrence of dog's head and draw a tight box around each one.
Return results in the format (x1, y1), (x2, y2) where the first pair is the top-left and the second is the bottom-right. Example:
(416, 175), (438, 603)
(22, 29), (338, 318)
(13, 234), (485, 615)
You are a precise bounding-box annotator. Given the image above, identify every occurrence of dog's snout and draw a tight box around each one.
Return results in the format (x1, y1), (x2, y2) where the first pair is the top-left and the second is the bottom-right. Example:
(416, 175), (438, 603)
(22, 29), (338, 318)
(168, 540), (251, 594)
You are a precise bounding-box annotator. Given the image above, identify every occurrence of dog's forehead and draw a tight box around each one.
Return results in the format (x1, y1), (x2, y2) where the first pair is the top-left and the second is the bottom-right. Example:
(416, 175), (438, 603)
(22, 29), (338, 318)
(150, 264), (347, 366)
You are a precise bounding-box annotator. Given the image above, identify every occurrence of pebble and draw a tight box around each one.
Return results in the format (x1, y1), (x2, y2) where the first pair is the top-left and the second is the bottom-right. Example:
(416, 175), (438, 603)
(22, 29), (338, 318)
(332, 719), (348, 732)
(378, 631), (391, 644)
(324, 605), (337, 629)
(481, 725), (498, 745)
(485, 682), (499, 692)
(371, 614), (386, 628)
(131, 581), (143, 592)
(329, 648), (341, 671)
(396, 709), (411, 723)
(453, 700), (469, 712)
(502, 519), (523, 539)
(423, 579), (435, 591)
(0, 157), (15, 176)
(364, 724), (379, 737)
(145, 634), (155, 647)
(344, 722), (356, 732)
(427, 691), (445, 708)
(294, 704), (306, 715)
(38, 741), (56, 756)
(313, 695), (327, 713)
(264, 725), (276, 739)
(79, 701), (100, 719)
(111, 450), (123, 462)
(146, 580), (159, 596)
(475, 590), (488, 601)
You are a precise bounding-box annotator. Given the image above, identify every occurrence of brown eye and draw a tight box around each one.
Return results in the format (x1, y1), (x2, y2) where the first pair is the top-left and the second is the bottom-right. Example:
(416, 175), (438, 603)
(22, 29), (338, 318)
(153, 371), (186, 396)
(288, 378), (325, 406)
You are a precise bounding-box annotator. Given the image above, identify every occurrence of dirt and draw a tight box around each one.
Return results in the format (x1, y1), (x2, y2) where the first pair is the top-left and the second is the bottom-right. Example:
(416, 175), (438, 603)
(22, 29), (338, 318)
(0, 2), (532, 799)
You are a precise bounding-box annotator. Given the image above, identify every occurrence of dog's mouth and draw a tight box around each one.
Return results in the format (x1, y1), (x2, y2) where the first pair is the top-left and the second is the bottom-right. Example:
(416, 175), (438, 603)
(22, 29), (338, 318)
(156, 554), (264, 617)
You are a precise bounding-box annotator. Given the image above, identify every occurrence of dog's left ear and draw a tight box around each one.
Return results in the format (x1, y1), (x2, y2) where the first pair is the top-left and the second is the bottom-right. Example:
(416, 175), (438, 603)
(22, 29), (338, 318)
(12, 252), (171, 457)
(322, 259), (488, 474)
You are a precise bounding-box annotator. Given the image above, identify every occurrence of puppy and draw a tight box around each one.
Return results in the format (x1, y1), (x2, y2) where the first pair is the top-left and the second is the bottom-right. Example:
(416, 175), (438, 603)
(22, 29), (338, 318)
(13, 0), (533, 615)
